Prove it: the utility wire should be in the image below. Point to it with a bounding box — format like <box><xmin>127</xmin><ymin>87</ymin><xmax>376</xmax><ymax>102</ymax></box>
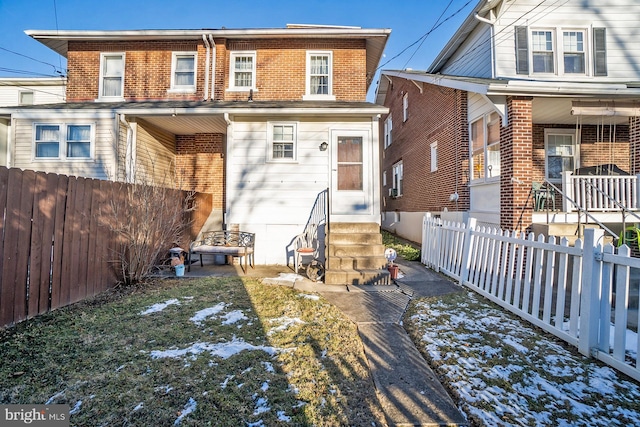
<box><xmin>0</xmin><ymin>46</ymin><xmax>66</xmax><ymax>75</ymax></box>
<box><xmin>375</xmin><ymin>0</ymin><xmax>476</xmax><ymax>72</ymax></box>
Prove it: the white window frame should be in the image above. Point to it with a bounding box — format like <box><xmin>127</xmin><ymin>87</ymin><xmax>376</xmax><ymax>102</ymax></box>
<box><xmin>267</xmin><ymin>122</ymin><xmax>297</xmax><ymax>162</ymax></box>
<box><xmin>392</xmin><ymin>160</ymin><xmax>403</xmax><ymax>196</ymax></box>
<box><xmin>403</xmin><ymin>93</ymin><xmax>409</xmax><ymax>122</ymax></box>
<box><xmin>430</xmin><ymin>142</ymin><xmax>438</xmax><ymax>172</ymax></box>
<box><xmin>384</xmin><ymin>115</ymin><xmax>392</xmax><ymax>148</ymax></box>
<box><xmin>469</xmin><ymin>111</ymin><xmax>501</xmax><ymax>183</ymax></box>
<box><xmin>383</xmin><ymin>170</ymin><xmax>387</xmax><ymax>187</ymax></box>
<box><xmin>545</xmin><ymin>128</ymin><xmax>578</xmax><ymax>183</ymax></box>
<box><xmin>304</xmin><ymin>51</ymin><xmax>335</xmax><ymax>101</ymax></box>
<box><xmin>19</xmin><ymin>91</ymin><xmax>34</xmax><ymax>105</ymax></box>
<box><xmin>98</xmin><ymin>52</ymin><xmax>125</xmax><ymax>101</ymax></box>
<box><xmin>228</xmin><ymin>51</ymin><xmax>257</xmax><ymax>91</ymax></box>
<box><xmin>529</xmin><ymin>27</ymin><xmax>591</xmax><ymax>76</ymax></box>
<box><xmin>169</xmin><ymin>52</ymin><xmax>197</xmax><ymax>93</ymax></box>
<box><xmin>33</xmin><ymin>123</ymin><xmax>95</xmax><ymax>161</ymax></box>
<box><xmin>531</xmin><ymin>29</ymin><xmax>555</xmax><ymax>74</ymax></box>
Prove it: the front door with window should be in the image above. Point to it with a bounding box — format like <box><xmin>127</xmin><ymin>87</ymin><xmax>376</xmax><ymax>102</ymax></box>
<box><xmin>330</xmin><ymin>130</ymin><xmax>371</xmax><ymax>215</ymax></box>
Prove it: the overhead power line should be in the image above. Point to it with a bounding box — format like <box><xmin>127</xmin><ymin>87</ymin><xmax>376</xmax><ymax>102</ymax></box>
<box><xmin>0</xmin><ymin>46</ymin><xmax>66</xmax><ymax>75</ymax></box>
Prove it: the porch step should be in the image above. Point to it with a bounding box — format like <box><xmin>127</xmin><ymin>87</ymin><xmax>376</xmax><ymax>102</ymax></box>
<box><xmin>324</xmin><ymin>222</ymin><xmax>390</xmax><ymax>286</ymax></box>
<box><xmin>327</xmin><ymin>255</ymin><xmax>388</xmax><ymax>270</ymax></box>
<box><xmin>325</xmin><ymin>268</ymin><xmax>391</xmax><ymax>286</ymax></box>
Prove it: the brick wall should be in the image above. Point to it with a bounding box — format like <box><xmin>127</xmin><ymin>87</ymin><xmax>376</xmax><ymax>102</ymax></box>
<box><xmin>500</xmin><ymin>97</ymin><xmax>533</xmax><ymax>231</ymax></box>
<box><xmin>66</xmin><ymin>38</ymin><xmax>367</xmax><ymax>102</ymax></box>
<box><xmin>380</xmin><ymin>77</ymin><xmax>469</xmax><ymax>213</ymax></box>
<box><xmin>175</xmin><ymin>133</ymin><xmax>224</xmax><ymax>209</ymax></box>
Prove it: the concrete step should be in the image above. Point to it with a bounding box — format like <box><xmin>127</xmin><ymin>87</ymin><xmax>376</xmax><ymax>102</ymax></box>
<box><xmin>330</xmin><ymin>222</ymin><xmax>380</xmax><ymax>234</ymax></box>
<box><xmin>324</xmin><ymin>268</ymin><xmax>391</xmax><ymax>286</ymax></box>
<box><xmin>329</xmin><ymin>243</ymin><xmax>386</xmax><ymax>257</ymax></box>
<box><xmin>327</xmin><ymin>255</ymin><xmax>388</xmax><ymax>270</ymax></box>
<box><xmin>329</xmin><ymin>232</ymin><xmax>383</xmax><ymax>245</ymax></box>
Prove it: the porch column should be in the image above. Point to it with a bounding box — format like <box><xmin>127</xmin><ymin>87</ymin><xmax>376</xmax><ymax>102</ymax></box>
<box><xmin>630</xmin><ymin>116</ymin><xmax>640</xmax><ymax>175</ymax></box>
<box><xmin>500</xmin><ymin>96</ymin><xmax>533</xmax><ymax>232</ymax></box>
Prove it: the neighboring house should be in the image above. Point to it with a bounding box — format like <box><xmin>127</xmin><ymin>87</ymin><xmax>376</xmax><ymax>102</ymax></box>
<box><xmin>0</xmin><ymin>77</ymin><xmax>66</xmax><ymax>167</ymax></box>
<box><xmin>0</xmin><ymin>24</ymin><xmax>391</xmax><ymax>282</ymax></box>
<box><xmin>376</xmin><ymin>0</ymin><xmax>640</xmax><ymax>244</ymax></box>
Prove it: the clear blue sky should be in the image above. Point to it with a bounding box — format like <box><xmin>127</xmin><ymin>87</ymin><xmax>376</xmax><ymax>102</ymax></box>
<box><xmin>0</xmin><ymin>0</ymin><xmax>476</xmax><ymax>100</ymax></box>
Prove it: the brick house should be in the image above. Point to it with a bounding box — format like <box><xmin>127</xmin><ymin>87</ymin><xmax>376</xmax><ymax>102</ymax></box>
<box><xmin>376</xmin><ymin>0</ymin><xmax>640</xmax><ymax>244</ymax></box>
<box><xmin>0</xmin><ymin>25</ymin><xmax>393</xmax><ymax>281</ymax></box>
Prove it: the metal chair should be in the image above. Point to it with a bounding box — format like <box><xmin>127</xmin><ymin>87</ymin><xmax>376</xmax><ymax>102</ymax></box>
<box><xmin>532</xmin><ymin>182</ymin><xmax>556</xmax><ymax>211</ymax></box>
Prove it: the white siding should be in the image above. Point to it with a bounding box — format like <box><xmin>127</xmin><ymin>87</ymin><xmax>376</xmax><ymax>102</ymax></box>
<box><xmin>0</xmin><ymin>79</ymin><xmax>65</xmax><ymax>106</ymax></box>
<box><xmin>12</xmin><ymin>116</ymin><xmax>117</xmax><ymax>180</ymax></box>
<box><xmin>226</xmin><ymin>116</ymin><xmax>376</xmax><ymax>264</ymax></box>
<box><xmin>441</xmin><ymin>24</ymin><xmax>493</xmax><ymax>77</ymax></box>
<box><xmin>468</xmin><ymin>92</ymin><xmax>495</xmax><ymax>122</ymax></box>
<box><xmin>493</xmin><ymin>0</ymin><xmax>640</xmax><ymax>81</ymax></box>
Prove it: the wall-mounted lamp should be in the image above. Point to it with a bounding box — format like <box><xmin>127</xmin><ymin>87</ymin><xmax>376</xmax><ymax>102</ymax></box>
<box><xmin>319</xmin><ymin>142</ymin><xmax>328</xmax><ymax>151</ymax></box>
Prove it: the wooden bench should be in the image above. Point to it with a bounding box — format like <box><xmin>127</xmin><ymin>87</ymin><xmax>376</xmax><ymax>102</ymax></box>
<box><xmin>188</xmin><ymin>230</ymin><xmax>255</xmax><ymax>273</ymax></box>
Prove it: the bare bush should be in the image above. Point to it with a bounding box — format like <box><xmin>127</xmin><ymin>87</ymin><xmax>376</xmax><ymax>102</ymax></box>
<box><xmin>106</xmin><ymin>181</ymin><xmax>195</xmax><ymax>286</ymax></box>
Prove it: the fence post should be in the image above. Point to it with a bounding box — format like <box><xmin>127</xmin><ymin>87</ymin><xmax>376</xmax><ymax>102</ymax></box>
<box><xmin>459</xmin><ymin>217</ymin><xmax>477</xmax><ymax>285</ymax></box>
<box><xmin>635</xmin><ymin>174</ymin><xmax>640</xmax><ymax>211</ymax></box>
<box><xmin>562</xmin><ymin>171</ymin><xmax>573</xmax><ymax>212</ymax></box>
<box><xmin>578</xmin><ymin>227</ymin><xmax>605</xmax><ymax>358</ymax></box>
<box><xmin>422</xmin><ymin>213</ymin><xmax>430</xmax><ymax>266</ymax></box>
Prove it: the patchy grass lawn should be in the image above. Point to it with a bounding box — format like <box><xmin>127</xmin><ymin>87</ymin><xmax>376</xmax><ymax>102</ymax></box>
<box><xmin>381</xmin><ymin>230</ymin><xmax>421</xmax><ymax>261</ymax></box>
<box><xmin>404</xmin><ymin>290</ymin><xmax>640</xmax><ymax>427</ymax></box>
<box><xmin>0</xmin><ymin>277</ymin><xmax>386</xmax><ymax>426</ymax></box>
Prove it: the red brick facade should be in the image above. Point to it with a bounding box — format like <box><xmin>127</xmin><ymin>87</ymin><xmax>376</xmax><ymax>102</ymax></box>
<box><xmin>380</xmin><ymin>78</ymin><xmax>469</xmax><ymax>214</ymax></box>
<box><xmin>66</xmin><ymin>38</ymin><xmax>367</xmax><ymax>102</ymax></box>
<box><xmin>175</xmin><ymin>133</ymin><xmax>224</xmax><ymax>209</ymax></box>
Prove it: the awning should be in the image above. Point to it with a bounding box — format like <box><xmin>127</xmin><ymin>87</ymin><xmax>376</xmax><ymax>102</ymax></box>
<box><xmin>572</xmin><ymin>101</ymin><xmax>640</xmax><ymax>117</ymax></box>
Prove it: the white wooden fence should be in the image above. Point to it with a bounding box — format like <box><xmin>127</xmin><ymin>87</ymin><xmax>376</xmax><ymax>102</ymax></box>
<box><xmin>422</xmin><ymin>213</ymin><xmax>640</xmax><ymax>382</ymax></box>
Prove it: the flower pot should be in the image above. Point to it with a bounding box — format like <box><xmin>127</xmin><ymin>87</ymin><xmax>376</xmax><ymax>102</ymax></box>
<box><xmin>387</xmin><ymin>264</ymin><xmax>399</xmax><ymax>280</ymax></box>
<box><xmin>175</xmin><ymin>264</ymin><xmax>185</xmax><ymax>277</ymax></box>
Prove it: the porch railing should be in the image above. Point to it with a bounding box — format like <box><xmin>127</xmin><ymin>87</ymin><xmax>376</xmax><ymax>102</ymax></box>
<box><xmin>563</xmin><ymin>172</ymin><xmax>640</xmax><ymax>213</ymax></box>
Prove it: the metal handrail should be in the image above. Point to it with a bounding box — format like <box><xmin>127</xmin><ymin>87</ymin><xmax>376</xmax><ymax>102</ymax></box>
<box><xmin>544</xmin><ymin>180</ymin><xmax>618</xmax><ymax>240</ymax></box>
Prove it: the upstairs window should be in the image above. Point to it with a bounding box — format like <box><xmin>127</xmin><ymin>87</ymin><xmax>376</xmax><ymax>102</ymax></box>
<box><xmin>19</xmin><ymin>91</ymin><xmax>34</xmax><ymax>105</ymax></box>
<box><xmin>430</xmin><ymin>142</ymin><xmax>438</xmax><ymax>172</ymax></box>
<box><xmin>304</xmin><ymin>51</ymin><xmax>334</xmax><ymax>100</ymax></box>
<box><xmin>170</xmin><ymin>52</ymin><xmax>196</xmax><ymax>92</ymax></box>
<box><xmin>269</xmin><ymin>122</ymin><xmax>296</xmax><ymax>161</ymax></box>
<box><xmin>99</xmin><ymin>53</ymin><xmax>124</xmax><ymax>99</ymax></box>
<box><xmin>229</xmin><ymin>51</ymin><xmax>256</xmax><ymax>91</ymax></box>
<box><xmin>384</xmin><ymin>115</ymin><xmax>393</xmax><ymax>148</ymax></box>
<box><xmin>403</xmin><ymin>93</ymin><xmax>409</xmax><ymax>122</ymax></box>
<box><xmin>34</xmin><ymin>123</ymin><xmax>93</xmax><ymax>160</ymax></box>
<box><xmin>532</xmin><ymin>30</ymin><xmax>554</xmax><ymax>74</ymax></box>
<box><xmin>515</xmin><ymin>27</ymin><xmax>606</xmax><ymax>76</ymax></box>
<box><xmin>563</xmin><ymin>31</ymin><xmax>585</xmax><ymax>74</ymax></box>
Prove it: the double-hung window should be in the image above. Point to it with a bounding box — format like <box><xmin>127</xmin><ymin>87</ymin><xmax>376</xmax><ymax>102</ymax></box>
<box><xmin>34</xmin><ymin>123</ymin><xmax>93</xmax><ymax>160</ymax></box>
<box><xmin>170</xmin><ymin>52</ymin><xmax>196</xmax><ymax>92</ymax></box>
<box><xmin>384</xmin><ymin>115</ymin><xmax>392</xmax><ymax>148</ymax></box>
<box><xmin>470</xmin><ymin>112</ymin><xmax>501</xmax><ymax>182</ymax></box>
<box><xmin>99</xmin><ymin>53</ymin><xmax>124</xmax><ymax>100</ymax></box>
<box><xmin>563</xmin><ymin>31</ymin><xmax>585</xmax><ymax>74</ymax></box>
<box><xmin>403</xmin><ymin>93</ymin><xmax>409</xmax><ymax>122</ymax></box>
<box><xmin>545</xmin><ymin>129</ymin><xmax>577</xmax><ymax>182</ymax></box>
<box><xmin>304</xmin><ymin>51</ymin><xmax>334</xmax><ymax>100</ymax></box>
<box><xmin>19</xmin><ymin>91</ymin><xmax>34</xmax><ymax>105</ymax></box>
<box><xmin>392</xmin><ymin>161</ymin><xmax>403</xmax><ymax>196</ymax></box>
<box><xmin>269</xmin><ymin>122</ymin><xmax>296</xmax><ymax>161</ymax></box>
<box><xmin>229</xmin><ymin>51</ymin><xmax>256</xmax><ymax>91</ymax></box>
<box><xmin>532</xmin><ymin>30</ymin><xmax>554</xmax><ymax>74</ymax></box>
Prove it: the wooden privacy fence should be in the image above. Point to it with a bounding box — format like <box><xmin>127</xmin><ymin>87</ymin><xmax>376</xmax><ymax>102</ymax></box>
<box><xmin>422</xmin><ymin>213</ymin><xmax>640</xmax><ymax>382</ymax></box>
<box><xmin>0</xmin><ymin>167</ymin><xmax>212</xmax><ymax>328</ymax></box>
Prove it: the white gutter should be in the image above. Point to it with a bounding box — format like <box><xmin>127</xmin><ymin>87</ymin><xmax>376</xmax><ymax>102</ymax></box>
<box><xmin>202</xmin><ymin>34</ymin><xmax>210</xmax><ymax>101</ymax></box>
<box><xmin>209</xmin><ymin>34</ymin><xmax>216</xmax><ymax>101</ymax></box>
<box><xmin>474</xmin><ymin>13</ymin><xmax>493</xmax><ymax>25</ymax></box>
<box><xmin>114</xmin><ymin>106</ymin><xmax>389</xmax><ymax>116</ymax></box>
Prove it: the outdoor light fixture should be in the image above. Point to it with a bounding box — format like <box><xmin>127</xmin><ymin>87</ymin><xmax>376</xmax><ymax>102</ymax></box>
<box><xmin>319</xmin><ymin>142</ymin><xmax>328</xmax><ymax>151</ymax></box>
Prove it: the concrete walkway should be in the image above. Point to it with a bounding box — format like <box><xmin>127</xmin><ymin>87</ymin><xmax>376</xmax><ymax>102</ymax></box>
<box><xmin>183</xmin><ymin>260</ymin><xmax>468</xmax><ymax>426</ymax></box>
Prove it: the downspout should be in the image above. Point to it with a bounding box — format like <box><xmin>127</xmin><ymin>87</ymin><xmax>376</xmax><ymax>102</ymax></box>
<box><xmin>202</xmin><ymin>34</ymin><xmax>210</xmax><ymax>101</ymax></box>
<box><xmin>474</xmin><ymin>13</ymin><xmax>496</xmax><ymax>78</ymax></box>
<box><xmin>209</xmin><ymin>34</ymin><xmax>216</xmax><ymax>101</ymax></box>
<box><xmin>223</xmin><ymin>113</ymin><xmax>232</xmax><ymax>226</ymax></box>
<box><xmin>119</xmin><ymin>114</ymin><xmax>135</xmax><ymax>183</ymax></box>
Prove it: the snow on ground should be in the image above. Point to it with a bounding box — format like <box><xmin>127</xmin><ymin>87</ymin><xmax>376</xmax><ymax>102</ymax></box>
<box><xmin>149</xmin><ymin>336</ymin><xmax>279</xmax><ymax>360</ymax></box>
<box><xmin>409</xmin><ymin>291</ymin><xmax>640</xmax><ymax>427</ymax></box>
<box><xmin>139</xmin><ymin>298</ymin><xmax>181</xmax><ymax>315</ymax></box>
<box><xmin>173</xmin><ymin>397</ymin><xmax>196</xmax><ymax>425</ymax></box>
